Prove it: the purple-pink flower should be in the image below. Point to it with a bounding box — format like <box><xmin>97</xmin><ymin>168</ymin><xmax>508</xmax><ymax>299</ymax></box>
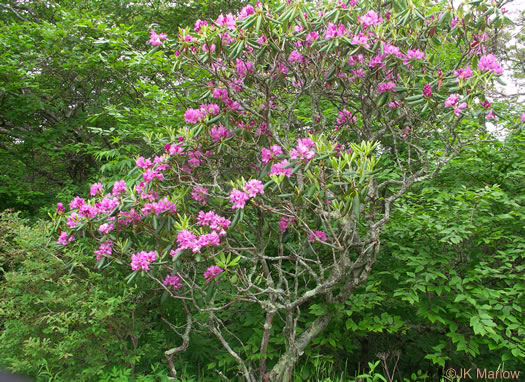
<box><xmin>244</xmin><ymin>179</ymin><xmax>264</xmax><ymax>198</ymax></box>
<box><xmin>377</xmin><ymin>81</ymin><xmax>396</xmax><ymax>94</ymax></box>
<box><xmin>308</xmin><ymin>230</ymin><xmax>327</xmax><ymax>243</ymax></box>
<box><xmin>94</xmin><ymin>240</ymin><xmax>113</xmax><ymax>260</ymax></box>
<box><xmin>148</xmin><ymin>29</ymin><xmax>167</xmax><ymax>46</ymax></box>
<box><xmin>131</xmin><ymin>250</ymin><xmax>157</xmax><ymax>271</ymax></box>
<box><xmin>192</xmin><ymin>186</ymin><xmax>209</xmax><ymax>205</ymax></box>
<box><xmin>454</xmin><ymin>66</ymin><xmax>473</xmax><ymax>80</ymax></box>
<box><xmin>444</xmin><ymin>94</ymin><xmax>459</xmax><ymax>107</ymax></box>
<box><xmin>204</xmin><ymin>265</ymin><xmax>224</xmax><ymax>283</ymax></box>
<box><xmin>478</xmin><ymin>54</ymin><xmax>504</xmax><ymax>75</ymax></box>
<box><xmin>423</xmin><ymin>84</ymin><xmax>432</xmax><ymax>98</ymax></box>
<box><xmin>57</xmin><ymin>231</ymin><xmax>74</xmax><ymax>246</ymax></box>
<box><xmin>90</xmin><ymin>183</ymin><xmax>104</xmax><ymax>197</ymax></box>
<box><xmin>57</xmin><ymin>202</ymin><xmax>65</xmax><ymax>214</ymax></box>
<box><xmin>230</xmin><ymin>188</ymin><xmax>250</xmax><ymax>209</ymax></box>
<box><xmin>163</xmin><ymin>274</ymin><xmax>183</xmax><ymax>290</ymax></box>
<box><xmin>360</xmin><ymin>10</ymin><xmax>383</xmax><ymax>27</ymax></box>
<box><xmin>269</xmin><ymin>160</ymin><xmax>293</xmax><ymax>178</ymax></box>
<box><xmin>112</xmin><ymin>180</ymin><xmax>127</xmax><ymax>197</ymax></box>
<box><xmin>279</xmin><ymin>216</ymin><xmax>295</xmax><ymax>233</ymax></box>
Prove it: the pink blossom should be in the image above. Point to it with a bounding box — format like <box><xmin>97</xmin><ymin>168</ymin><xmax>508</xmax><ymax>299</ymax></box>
<box><xmin>336</xmin><ymin>109</ymin><xmax>356</xmax><ymax>125</ymax></box>
<box><xmin>143</xmin><ymin>169</ymin><xmax>164</xmax><ymax>183</ymax></box>
<box><xmin>305</xmin><ymin>31</ymin><xmax>319</xmax><ymax>45</ymax></box>
<box><xmin>444</xmin><ymin>94</ymin><xmax>459</xmax><ymax>107</ymax></box>
<box><xmin>163</xmin><ymin>274</ymin><xmax>182</xmax><ymax>290</ymax></box>
<box><xmin>136</xmin><ymin>156</ymin><xmax>153</xmax><ymax>169</ymax></box>
<box><xmin>269</xmin><ymin>160</ymin><xmax>293</xmax><ymax>178</ymax></box>
<box><xmin>230</xmin><ymin>188</ymin><xmax>250</xmax><ymax>209</ymax></box>
<box><xmin>485</xmin><ymin>110</ymin><xmax>497</xmax><ymax>120</ymax></box>
<box><xmin>324</xmin><ymin>23</ymin><xmax>347</xmax><ymax>40</ymax></box>
<box><xmin>66</xmin><ymin>212</ymin><xmax>82</xmax><ymax>228</ymax></box>
<box><xmin>384</xmin><ymin>43</ymin><xmax>401</xmax><ymax>56</ymax></box>
<box><xmin>454</xmin><ymin>66</ymin><xmax>473</xmax><ymax>80</ymax></box>
<box><xmin>360</xmin><ymin>10</ymin><xmax>383</xmax><ymax>27</ymax></box>
<box><xmin>451</xmin><ymin>16</ymin><xmax>459</xmax><ymax>28</ymax></box>
<box><xmin>235</xmin><ymin>59</ymin><xmax>254</xmax><ymax>78</ymax></box>
<box><xmin>308</xmin><ymin>230</ymin><xmax>327</xmax><ymax>243</ymax></box>
<box><xmin>112</xmin><ymin>180</ymin><xmax>127</xmax><ymax>197</ymax></box>
<box><xmin>79</xmin><ymin>204</ymin><xmax>98</xmax><ymax>219</ymax></box>
<box><xmin>405</xmin><ymin>49</ymin><xmax>425</xmax><ymax>60</ymax></box>
<box><xmin>90</xmin><ymin>183</ymin><xmax>104</xmax><ymax>197</ymax></box>
<box><xmin>192</xmin><ymin>186</ymin><xmax>209</xmax><ymax>205</ymax></box>
<box><xmin>521</xmin><ymin>112</ymin><xmax>525</xmax><ymax>122</ymax></box>
<box><xmin>94</xmin><ymin>240</ymin><xmax>113</xmax><ymax>260</ymax></box>
<box><xmin>194</xmin><ymin>19</ymin><xmax>208</xmax><ymax>33</ymax></box>
<box><xmin>288</xmin><ymin>50</ymin><xmax>304</xmax><ymax>64</ymax></box>
<box><xmin>352</xmin><ymin>33</ymin><xmax>369</xmax><ymax>47</ymax></box>
<box><xmin>244</xmin><ymin>179</ymin><xmax>264</xmax><ymax>198</ymax></box>
<box><xmin>238</xmin><ymin>5</ymin><xmax>255</xmax><ymax>19</ymax></box>
<box><xmin>423</xmin><ymin>84</ymin><xmax>432</xmax><ymax>98</ymax></box>
<box><xmin>454</xmin><ymin>102</ymin><xmax>467</xmax><ymax>116</ymax></box>
<box><xmin>216</xmin><ymin>13</ymin><xmax>236</xmax><ymax>30</ymax></box>
<box><xmin>166</xmin><ymin>143</ymin><xmax>183</xmax><ymax>156</ymax></box>
<box><xmin>148</xmin><ymin>29</ymin><xmax>167</xmax><ymax>46</ymax></box>
<box><xmin>377</xmin><ymin>81</ymin><xmax>396</xmax><ymax>94</ymax></box>
<box><xmin>279</xmin><ymin>216</ymin><xmax>295</xmax><ymax>233</ymax></box>
<box><xmin>478</xmin><ymin>54</ymin><xmax>504</xmax><ymax>74</ymax></box>
<box><xmin>480</xmin><ymin>100</ymin><xmax>491</xmax><ymax>109</ymax></box>
<box><xmin>131</xmin><ymin>250</ymin><xmax>157</xmax><ymax>271</ymax></box>
<box><xmin>194</xmin><ymin>232</ymin><xmax>221</xmax><ymax>252</ymax></box>
<box><xmin>197</xmin><ymin>211</ymin><xmax>231</xmax><ymax>235</ymax></box>
<box><xmin>389</xmin><ymin>101</ymin><xmax>402</xmax><ymax>109</ymax></box>
<box><xmin>204</xmin><ymin>265</ymin><xmax>224</xmax><ymax>283</ymax></box>
<box><xmin>257</xmin><ymin>35</ymin><xmax>267</xmax><ymax>44</ymax></box>
<box><xmin>69</xmin><ymin>196</ymin><xmax>85</xmax><ymax>210</ymax></box>
<box><xmin>210</xmin><ymin>124</ymin><xmax>232</xmax><ymax>142</ymax></box>
<box><xmin>368</xmin><ymin>55</ymin><xmax>384</xmax><ymax>68</ymax></box>
<box><xmin>97</xmin><ymin>195</ymin><xmax>120</xmax><ymax>213</ymax></box>
<box><xmin>184</xmin><ymin>108</ymin><xmax>204</xmax><ymax>124</ymax></box>
<box><xmin>57</xmin><ymin>231</ymin><xmax>74</xmax><ymax>246</ymax></box>
<box><xmin>290</xmin><ymin>138</ymin><xmax>316</xmax><ymax>162</ymax></box>
<box><xmin>98</xmin><ymin>223</ymin><xmax>115</xmax><ymax>235</ymax></box>
<box><xmin>56</xmin><ymin>202</ymin><xmax>65</xmax><ymax>214</ymax></box>
<box><xmin>212</xmin><ymin>87</ymin><xmax>228</xmax><ymax>102</ymax></box>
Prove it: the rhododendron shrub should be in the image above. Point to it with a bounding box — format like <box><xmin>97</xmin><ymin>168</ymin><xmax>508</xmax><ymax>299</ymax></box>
<box><xmin>54</xmin><ymin>0</ymin><xmax>510</xmax><ymax>380</ymax></box>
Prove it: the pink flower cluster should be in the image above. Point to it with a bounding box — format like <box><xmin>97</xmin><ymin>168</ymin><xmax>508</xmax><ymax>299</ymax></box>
<box><xmin>279</xmin><ymin>216</ymin><xmax>295</xmax><ymax>233</ymax></box>
<box><xmin>290</xmin><ymin>138</ymin><xmax>316</xmax><ymax>162</ymax></box>
<box><xmin>148</xmin><ymin>29</ymin><xmax>167</xmax><ymax>46</ymax></box>
<box><xmin>204</xmin><ymin>265</ymin><xmax>223</xmax><ymax>283</ymax></box>
<box><xmin>90</xmin><ymin>182</ymin><xmax>104</xmax><ymax>197</ymax></box>
<box><xmin>324</xmin><ymin>23</ymin><xmax>348</xmax><ymax>40</ymax></box>
<box><xmin>478</xmin><ymin>54</ymin><xmax>504</xmax><ymax>75</ymax></box>
<box><xmin>269</xmin><ymin>160</ymin><xmax>293</xmax><ymax>178</ymax></box>
<box><xmin>261</xmin><ymin>145</ymin><xmax>283</xmax><ymax>164</ymax></box>
<box><xmin>163</xmin><ymin>274</ymin><xmax>183</xmax><ymax>290</ymax></box>
<box><xmin>215</xmin><ymin>13</ymin><xmax>236</xmax><ymax>30</ymax></box>
<box><xmin>184</xmin><ymin>104</ymin><xmax>220</xmax><ymax>124</ymax></box>
<box><xmin>210</xmin><ymin>124</ymin><xmax>232</xmax><ymax>142</ymax></box>
<box><xmin>171</xmin><ymin>229</ymin><xmax>221</xmax><ymax>255</ymax></box>
<box><xmin>336</xmin><ymin>109</ymin><xmax>357</xmax><ymax>125</ymax></box>
<box><xmin>192</xmin><ymin>186</ymin><xmax>209</xmax><ymax>205</ymax></box>
<box><xmin>377</xmin><ymin>81</ymin><xmax>396</xmax><ymax>94</ymax></box>
<box><xmin>454</xmin><ymin>66</ymin><xmax>473</xmax><ymax>80</ymax></box>
<box><xmin>445</xmin><ymin>94</ymin><xmax>467</xmax><ymax>116</ymax></box>
<box><xmin>423</xmin><ymin>84</ymin><xmax>432</xmax><ymax>98</ymax></box>
<box><xmin>94</xmin><ymin>240</ymin><xmax>113</xmax><ymax>261</ymax></box>
<box><xmin>360</xmin><ymin>10</ymin><xmax>383</xmax><ymax>27</ymax></box>
<box><xmin>57</xmin><ymin>231</ymin><xmax>74</xmax><ymax>245</ymax></box>
<box><xmin>230</xmin><ymin>179</ymin><xmax>264</xmax><ymax>209</ymax></box>
<box><xmin>308</xmin><ymin>230</ymin><xmax>327</xmax><ymax>243</ymax></box>
<box><xmin>197</xmin><ymin>211</ymin><xmax>231</xmax><ymax>236</ymax></box>
<box><xmin>131</xmin><ymin>250</ymin><xmax>157</xmax><ymax>271</ymax></box>
<box><xmin>141</xmin><ymin>197</ymin><xmax>177</xmax><ymax>216</ymax></box>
